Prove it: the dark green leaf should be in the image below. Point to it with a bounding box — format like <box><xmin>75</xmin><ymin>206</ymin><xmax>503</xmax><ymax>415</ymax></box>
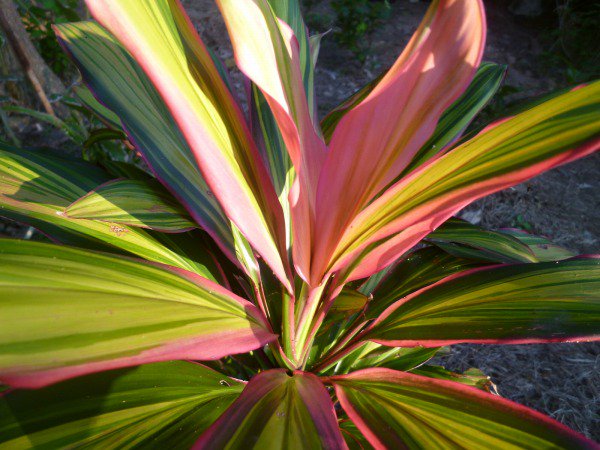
<box><xmin>0</xmin><ymin>361</ymin><xmax>242</xmax><ymax>449</ymax></box>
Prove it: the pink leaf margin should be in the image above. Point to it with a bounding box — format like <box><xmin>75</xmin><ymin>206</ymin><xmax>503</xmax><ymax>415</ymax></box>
<box><xmin>0</xmin><ymin>263</ymin><xmax>276</xmax><ymax>389</ymax></box>
<box><xmin>366</xmin><ymin>257</ymin><xmax>600</xmax><ymax>347</ymax></box>
<box><xmin>194</xmin><ymin>369</ymin><xmax>347</xmax><ymax>449</ymax></box>
<box><xmin>330</xmin><ymin>368</ymin><xmax>598</xmax><ymax>450</ymax></box>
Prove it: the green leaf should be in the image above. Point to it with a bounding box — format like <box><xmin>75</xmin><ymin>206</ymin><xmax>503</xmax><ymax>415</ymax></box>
<box><xmin>501</xmin><ymin>228</ymin><xmax>576</xmax><ymax>262</ymax></box>
<box><xmin>0</xmin><ymin>145</ymin><xmax>221</xmax><ymax>279</ymax></box>
<box><xmin>55</xmin><ymin>21</ymin><xmax>235</xmax><ymax>259</ymax></box>
<box><xmin>66</xmin><ymin>179</ymin><xmax>198</xmax><ymax>232</ymax></box>
<box><xmin>194</xmin><ymin>369</ymin><xmax>345</xmax><ymax>449</ymax></box>
<box><xmin>1</xmin><ymin>104</ymin><xmax>87</xmax><ymax>144</ymax></box>
<box><xmin>411</xmin><ymin>365</ymin><xmax>493</xmax><ymax>392</ymax></box>
<box><xmin>330</xmin><ymin>288</ymin><xmax>369</xmax><ymax>315</ymax></box>
<box><xmin>358</xmin><ymin>346</ymin><xmax>442</xmax><ymax>373</ymax></box>
<box><xmin>82</xmin><ymin>127</ymin><xmax>128</xmax><ymax>149</ymax></box>
<box><xmin>403</xmin><ymin>62</ymin><xmax>507</xmax><ymax>174</ymax></box>
<box><xmin>331</xmin><ymin>81</ymin><xmax>600</xmax><ymax>281</ymax></box>
<box><xmin>326</xmin><ymin>342</ymin><xmax>440</xmax><ymax>376</ymax></box>
<box><xmin>99</xmin><ymin>160</ymin><xmax>154</xmax><ymax>181</ymax></box>
<box><xmin>332</xmin><ymin>368</ymin><xmax>595</xmax><ymax>449</ymax></box>
<box><xmin>427</xmin><ymin>218</ymin><xmax>537</xmax><ymax>263</ymax></box>
<box><xmin>0</xmin><ymin>361</ymin><xmax>242</xmax><ymax>449</ymax></box>
<box><xmin>368</xmin><ymin>247</ymin><xmax>481</xmax><ymax>319</ymax></box>
<box><xmin>367</xmin><ymin>258</ymin><xmax>600</xmax><ymax>346</ymax></box>
<box><xmin>0</xmin><ymin>240</ymin><xmax>275</xmax><ymax>388</ymax></box>
<box><xmin>338</xmin><ymin>415</ymin><xmax>370</xmax><ymax>450</ymax></box>
<box><xmin>74</xmin><ymin>85</ymin><xmax>122</xmax><ymax>127</ymax></box>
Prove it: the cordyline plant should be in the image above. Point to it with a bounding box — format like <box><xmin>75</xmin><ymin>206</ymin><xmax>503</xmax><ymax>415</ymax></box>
<box><xmin>0</xmin><ymin>0</ymin><xmax>599</xmax><ymax>448</ymax></box>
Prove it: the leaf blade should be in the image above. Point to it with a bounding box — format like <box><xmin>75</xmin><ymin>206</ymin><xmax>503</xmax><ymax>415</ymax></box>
<box><xmin>54</xmin><ymin>21</ymin><xmax>235</xmax><ymax>257</ymax></box>
<box><xmin>73</xmin><ymin>2</ymin><xmax>291</xmax><ymax>289</ymax></box>
<box><xmin>0</xmin><ymin>240</ymin><xmax>275</xmax><ymax>388</ymax></box>
<box><xmin>367</xmin><ymin>258</ymin><xmax>600</xmax><ymax>347</ymax></box>
<box><xmin>66</xmin><ymin>178</ymin><xmax>198</xmax><ymax>232</ymax></box>
<box><xmin>332</xmin><ymin>368</ymin><xmax>595</xmax><ymax>449</ymax></box>
<box><xmin>331</xmin><ymin>81</ymin><xmax>600</xmax><ymax>281</ymax></box>
<box><xmin>0</xmin><ymin>361</ymin><xmax>242</xmax><ymax>449</ymax></box>
<box><xmin>194</xmin><ymin>369</ymin><xmax>346</xmax><ymax>449</ymax></box>
<box><xmin>312</xmin><ymin>0</ymin><xmax>486</xmax><ymax>283</ymax></box>
<box><xmin>0</xmin><ymin>145</ymin><xmax>223</xmax><ymax>280</ymax></box>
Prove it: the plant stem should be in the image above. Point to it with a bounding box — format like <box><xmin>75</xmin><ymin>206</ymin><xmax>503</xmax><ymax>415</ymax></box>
<box><xmin>294</xmin><ymin>281</ymin><xmax>329</xmax><ymax>364</ymax></box>
<box><xmin>281</xmin><ymin>287</ymin><xmax>296</xmax><ymax>364</ymax></box>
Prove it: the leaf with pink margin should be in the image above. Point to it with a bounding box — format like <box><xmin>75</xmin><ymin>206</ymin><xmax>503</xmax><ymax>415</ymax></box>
<box><xmin>0</xmin><ymin>240</ymin><xmax>275</xmax><ymax>388</ymax></box>
<box><xmin>194</xmin><ymin>369</ymin><xmax>347</xmax><ymax>449</ymax></box>
<box><xmin>0</xmin><ymin>361</ymin><xmax>243</xmax><ymax>448</ymax></box>
<box><xmin>367</xmin><ymin>246</ymin><xmax>481</xmax><ymax>319</ymax></box>
<box><xmin>365</xmin><ymin>257</ymin><xmax>600</xmax><ymax>347</ymax></box>
<box><xmin>84</xmin><ymin>0</ymin><xmax>291</xmax><ymax>291</ymax></box>
<box><xmin>0</xmin><ymin>144</ymin><xmax>227</xmax><ymax>282</ymax></box>
<box><xmin>65</xmin><ymin>178</ymin><xmax>198</xmax><ymax>233</ymax></box>
<box><xmin>54</xmin><ymin>21</ymin><xmax>236</xmax><ymax>260</ymax></box>
<box><xmin>328</xmin><ymin>81</ymin><xmax>600</xmax><ymax>282</ymax></box>
<box><xmin>311</xmin><ymin>0</ymin><xmax>486</xmax><ymax>284</ymax></box>
<box><xmin>331</xmin><ymin>368</ymin><xmax>597</xmax><ymax>449</ymax></box>
<box><xmin>215</xmin><ymin>0</ymin><xmax>327</xmax><ymax>281</ymax></box>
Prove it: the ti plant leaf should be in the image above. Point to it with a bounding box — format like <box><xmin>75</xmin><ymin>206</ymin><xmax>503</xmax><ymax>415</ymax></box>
<box><xmin>194</xmin><ymin>369</ymin><xmax>346</xmax><ymax>449</ymax></box>
<box><xmin>321</xmin><ymin>81</ymin><xmax>600</xmax><ymax>283</ymax></box>
<box><xmin>0</xmin><ymin>361</ymin><xmax>242</xmax><ymax>449</ymax></box>
<box><xmin>426</xmin><ymin>218</ymin><xmax>538</xmax><ymax>264</ymax></box>
<box><xmin>501</xmin><ymin>228</ymin><xmax>576</xmax><ymax>261</ymax></box>
<box><xmin>79</xmin><ymin>2</ymin><xmax>291</xmax><ymax>290</ymax></box>
<box><xmin>331</xmin><ymin>368</ymin><xmax>596</xmax><ymax>449</ymax></box>
<box><xmin>0</xmin><ymin>0</ymin><xmax>598</xmax><ymax>447</ymax></box>
<box><xmin>0</xmin><ymin>145</ymin><xmax>224</xmax><ymax>280</ymax></box>
<box><xmin>323</xmin><ymin>342</ymin><xmax>441</xmax><ymax>376</ymax></box>
<box><xmin>65</xmin><ymin>179</ymin><xmax>198</xmax><ymax>232</ymax></box>
<box><xmin>367</xmin><ymin>246</ymin><xmax>482</xmax><ymax>319</ymax></box>
<box><xmin>0</xmin><ymin>240</ymin><xmax>275</xmax><ymax>388</ymax></box>
<box><xmin>367</xmin><ymin>257</ymin><xmax>600</xmax><ymax>346</ymax></box>
<box><xmin>312</xmin><ymin>0</ymin><xmax>486</xmax><ymax>284</ymax></box>
<box><xmin>55</xmin><ymin>21</ymin><xmax>237</xmax><ymax>261</ymax></box>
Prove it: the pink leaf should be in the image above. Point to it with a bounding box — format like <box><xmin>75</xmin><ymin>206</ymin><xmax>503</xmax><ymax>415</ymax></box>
<box><xmin>311</xmin><ymin>0</ymin><xmax>486</xmax><ymax>284</ymax></box>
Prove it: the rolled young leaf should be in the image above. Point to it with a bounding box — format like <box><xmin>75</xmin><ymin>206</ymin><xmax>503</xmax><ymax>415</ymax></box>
<box><xmin>83</xmin><ymin>0</ymin><xmax>291</xmax><ymax>291</ymax></box>
<box><xmin>328</xmin><ymin>80</ymin><xmax>600</xmax><ymax>282</ymax></box>
<box><xmin>194</xmin><ymin>369</ymin><xmax>346</xmax><ymax>449</ymax></box>
<box><xmin>312</xmin><ymin>0</ymin><xmax>486</xmax><ymax>284</ymax></box>
<box><xmin>366</xmin><ymin>257</ymin><xmax>600</xmax><ymax>347</ymax></box>
<box><xmin>0</xmin><ymin>361</ymin><xmax>242</xmax><ymax>449</ymax></box>
<box><xmin>331</xmin><ymin>368</ymin><xmax>596</xmax><ymax>449</ymax></box>
<box><xmin>0</xmin><ymin>240</ymin><xmax>275</xmax><ymax>388</ymax></box>
<box><xmin>0</xmin><ymin>145</ymin><xmax>223</xmax><ymax>280</ymax></box>
<box><xmin>65</xmin><ymin>179</ymin><xmax>198</xmax><ymax>232</ymax></box>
